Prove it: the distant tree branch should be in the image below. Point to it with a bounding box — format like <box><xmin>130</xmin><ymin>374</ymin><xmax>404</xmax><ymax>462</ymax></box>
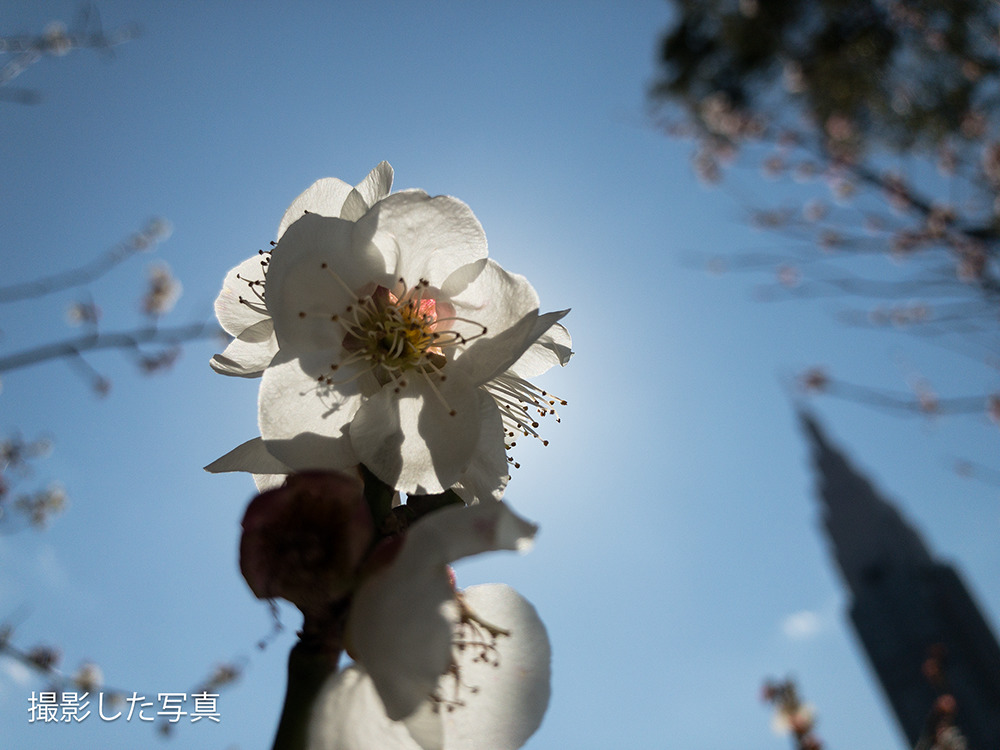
<box><xmin>0</xmin><ymin>218</ymin><xmax>171</xmax><ymax>304</ymax></box>
<box><xmin>0</xmin><ymin>320</ymin><xmax>221</xmax><ymax>374</ymax></box>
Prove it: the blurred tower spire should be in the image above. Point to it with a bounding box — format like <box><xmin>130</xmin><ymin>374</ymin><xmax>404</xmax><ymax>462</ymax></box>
<box><xmin>799</xmin><ymin>410</ymin><xmax>1000</xmax><ymax>749</ymax></box>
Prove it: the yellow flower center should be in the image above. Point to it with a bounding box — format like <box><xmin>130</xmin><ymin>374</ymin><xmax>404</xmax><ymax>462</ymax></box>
<box><xmin>297</xmin><ymin>266</ymin><xmax>488</xmax><ymax>416</ymax></box>
<box><xmin>342</xmin><ymin>282</ymin><xmax>449</xmax><ymax>379</ymax></box>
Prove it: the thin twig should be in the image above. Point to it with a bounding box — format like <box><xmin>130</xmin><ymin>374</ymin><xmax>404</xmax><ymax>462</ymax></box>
<box><xmin>0</xmin><ymin>320</ymin><xmax>220</xmax><ymax>374</ymax></box>
<box><xmin>0</xmin><ymin>218</ymin><xmax>170</xmax><ymax>304</ymax></box>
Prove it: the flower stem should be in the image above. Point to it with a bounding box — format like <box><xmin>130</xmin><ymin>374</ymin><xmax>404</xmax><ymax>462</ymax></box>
<box><xmin>271</xmin><ymin>639</ymin><xmax>341</xmax><ymax>750</ymax></box>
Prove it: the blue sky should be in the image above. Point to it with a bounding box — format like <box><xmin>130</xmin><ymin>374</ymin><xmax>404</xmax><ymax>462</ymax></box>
<box><xmin>2</xmin><ymin>2</ymin><xmax>999</xmax><ymax>749</ymax></box>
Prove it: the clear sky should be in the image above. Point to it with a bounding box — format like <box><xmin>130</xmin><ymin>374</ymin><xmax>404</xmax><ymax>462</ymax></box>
<box><xmin>1</xmin><ymin>2</ymin><xmax>999</xmax><ymax>749</ymax></box>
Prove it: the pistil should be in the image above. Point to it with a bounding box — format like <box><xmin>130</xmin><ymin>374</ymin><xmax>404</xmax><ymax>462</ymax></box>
<box><xmin>297</xmin><ymin>269</ymin><xmax>488</xmax><ymax>417</ymax></box>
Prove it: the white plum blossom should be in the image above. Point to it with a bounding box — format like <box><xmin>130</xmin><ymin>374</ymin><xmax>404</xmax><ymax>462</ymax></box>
<box><xmin>211</xmin><ymin>161</ymin><xmax>394</xmax><ymax>378</ymax></box>
<box><xmin>208</xmin><ymin>164</ymin><xmax>570</xmax><ymax>500</ymax></box>
<box><xmin>211</xmin><ymin>318</ymin><xmax>572</xmax><ymax>498</ymax></box>
<box><xmin>308</xmin><ymin>501</ymin><xmax>550</xmax><ymax>750</ymax></box>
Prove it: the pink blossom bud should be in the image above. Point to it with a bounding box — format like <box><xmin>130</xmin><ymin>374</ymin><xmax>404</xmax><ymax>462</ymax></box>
<box><xmin>239</xmin><ymin>470</ymin><xmax>375</xmax><ymax>616</ymax></box>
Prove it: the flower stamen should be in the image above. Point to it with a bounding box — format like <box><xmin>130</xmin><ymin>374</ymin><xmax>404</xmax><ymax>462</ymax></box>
<box><xmin>430</xmin><ymin>592</ymin><xmax>511</xmax><ymax>714</ymax></box>
<box><xmin>235</xmin><ymin>253</ymin><xmax>270</xmax><ymax>314</ymax></box>
<box><xmin>485</xmin><ymin>374</ymin><xmax>566</xmax><ymax>450</ymax></box>
<box><xmin>419</xmin><ymin>369</ymin><xmax>458</xmax><ymax>416</ymax></box>
<box><xmin>295</xmin><ymin>271</ymin><xmax>491</xmax><ymax>416</ymax></box>
<box><xmin>320</xmin><ymin>262</ymin><xmax>362</xmax><ymax>301</ymax></box>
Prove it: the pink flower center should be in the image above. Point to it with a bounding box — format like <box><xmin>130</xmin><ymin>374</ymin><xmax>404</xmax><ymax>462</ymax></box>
<box><xmin>341</xmin><ymin>281</ymin><xmax>454</xmax><ymax>380</ymax></box>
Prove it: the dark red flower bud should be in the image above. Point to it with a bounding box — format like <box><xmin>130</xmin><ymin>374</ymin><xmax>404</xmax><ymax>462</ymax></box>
<box><xmin>240</xmin><ymin>470</ymin><xmax>375</xmax><ymax>616</ymax></box>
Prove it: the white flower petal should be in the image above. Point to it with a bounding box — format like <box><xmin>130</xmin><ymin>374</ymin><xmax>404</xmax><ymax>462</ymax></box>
<box><xmin>350</xmin><ymin>577</ymin><xmax>456</xmax><ymax>722</ymax></box>
<box><xmin>310</xmin><ymin>588</ymin><xmax>551</xmax><ymax>750</ymax></box>
<box><xmin>204</xmin><ymin>436</ymin><xmax>291</xmax><ymax>475</ymax></box>
<box><xmin>204</xmin><ymin>436</ymin><xmax>290</xmax><ymax>491</ymax></box>
<box><xmin>309</xmin><ymin>506</ymin><xmax>542</xmax><ymax>750</ymax></box>
<box><xmin>215</xmin><ymin>255</ymin><xmax>271</xmax><ymax>337</ymax></box>
<box><xmin>233</xmin><ymin>318</ymin><xmax>277</xmax><ymax>345</ymax></box>
<box><xmin>210</xmin><ymin>335</ymin><xmax>279</xmax><ymax>377</ymax></box>
<box><xmin>266</xmin><ymin>214</ymin><xmax>398</xmax><ymax>353</ymax></box>
<box><xmin>262</xmin><ymin>432</ymin><xmax>360</xmax><ymax>475</ymax></box>
<box><xmin>278</xmin><ymin>163</ymin><xmax>393</xmax><ymax>237</ymax></box>
<box><xmin>401</xmin><ymin>702</ymin><xmax>444</xmax><ymax>750</ymax></box>
<box><xmin>253</xmin><ymin>472</ymin><xmax>287</xmax><ymax>493</ymax></box>
<box><xmin>349</xmin><ymin>371</ymin><xmax>481</xmax><ymax>494</ymax></box>
<box><xmin>508</xmin><ymin>318</ymin><xmax>573</xmax><ymax>379</ymax></box>
<box><xmin>440</xmin><ymin>584</ymin><xmax>551</xmax><ymax>750</ymax></box>
<box><xmin>451</xmin><ymin>309</ymin><xmax>545</xmax><ymax>388</ymax></box>
<box><xmin>307</xmin><ymin>665</ymin><xmax>425</xmax><ymax>750</ymax></box>
<box><xmin>401</xmin><ymin>499</ymin><xmax>538</xmax><ymax>564</ymax></box>
<box><xmin>341</xmin><ymin>161</ymin><xmax>395</xmax><ymax>221</ymax></box>
<box><xmin>356</xmin><ymin>191</ymin><xmax>488</xmax><ymax>288</ymax></box>
<box><xmin>444</xmin><ymin>259</ymin><xmax>540</xmax><ymax>350</ymax></box>
<box><xmin>277</xmin><ymin>178</ymin><xmax>354</xmax><ymax>239</ymax></box>
<box><xmin>214</xmin><ymin>165</ymin><xmax>396</xmax><ymax>380</ymax></box>
<box><xmin>211</xmin><ymin>257</ymin><xmax>277</xmax><ymax>378</ymax></box>
<box><xmin>341</xmin><ymin>190</ymin><xmax>371</xmax><ymax>222</ymax></box>
<box><xmin>258</xmin><ymin>352</ymin><xmax>363</xmax><ymax>470</ymax></box>
<box><xmin>355</xmin><ymin>161</ymin><xmax>394</xmax><ymax>208</ymax></box>
<box><xmin>312</xmin><ymin>583</ymin><xmax>549</xmax><ymax>750</ymax></box>
<box><xmin>452</xmin><ymin>390</ymin><xmax>509</xmax><ymax>504</ymax></box>
<box><xmin>347</xmin><ymin>503</ymin><xmax>537</xmax><ymax>721</ymax></box>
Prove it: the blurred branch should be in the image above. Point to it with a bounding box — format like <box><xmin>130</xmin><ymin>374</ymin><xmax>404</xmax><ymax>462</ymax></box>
<box><xmin>796</xmin><ymin>367</ymin><xmax>997</xmax><ymax>419</ymax></box>
<box><xmin>0</xmin><ymin>3</ymin><xmax>140</xmax><ymax>97</ymax></box>
<box><xmin>0</xmin><ymin>218</ymin><xmax>171</xmax><ymax>304</ymax></box>
<box><xmin>0</xmin><ymin>320</ymin><xmax>221</xmax><ymax>375</ymax></box>
<box><xmin>0</xmin><ymin>432</ymin><xmax>63</xmax><ymax>531</ymax></box>
<box><xmin>762</xmin><ymin>678</ymin><xmax>823</xmax><ymax>750</ymax></box>
<box><xmin>952</xmin><ymin>456</ymin><xmax>1000</xmax><ymax>488</ymax></box>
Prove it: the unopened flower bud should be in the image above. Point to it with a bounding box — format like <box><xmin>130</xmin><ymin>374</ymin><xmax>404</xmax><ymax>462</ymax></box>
<box><xmin>239</xmin><ymin>470</ymin><xmax>375</xmax><ymax>616</ymax></box>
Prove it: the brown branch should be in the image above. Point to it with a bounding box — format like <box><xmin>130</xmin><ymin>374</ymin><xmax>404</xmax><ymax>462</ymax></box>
<box><xmin>0</xmin><ymin>218</ymin><xmax>170</xmax><ymax>304</ymax></box>
<box><xmin>0</xmin><ymin>320</ymin><xmax>220</xmax><ymax>374</ymax></box>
